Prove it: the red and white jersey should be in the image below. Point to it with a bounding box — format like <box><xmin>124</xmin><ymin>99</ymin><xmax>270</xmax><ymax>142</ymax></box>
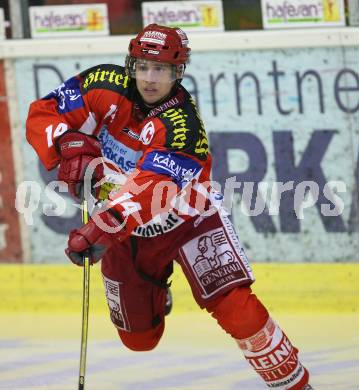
<box><xmin>26</xmin><ymin>64</ymin><xmax>214</xmax><ymax>237</ymax></box>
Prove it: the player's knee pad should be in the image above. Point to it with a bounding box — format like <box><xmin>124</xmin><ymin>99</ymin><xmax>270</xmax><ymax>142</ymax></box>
<box><xmin>118</xmin><ymin>321</ymin><xmax>165</xmax><ymax>352</ymax></box>
<box><xmin>207</xmin><ymin>286</ymin><xmax>269</xmax><ymax>339</ymax></box>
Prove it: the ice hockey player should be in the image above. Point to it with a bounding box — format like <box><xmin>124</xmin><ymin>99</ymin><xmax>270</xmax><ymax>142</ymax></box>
<box><xmin>26</xmin><ymin>23</ymin><xmax>313</xmax><ymax>389</ymax></box>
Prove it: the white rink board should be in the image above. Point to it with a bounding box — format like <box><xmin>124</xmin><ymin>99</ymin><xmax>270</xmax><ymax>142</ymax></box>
<box><xmin>1</xmin><ymin>28</ymin><xmax>359</xmax><ymax>58</ymax></box>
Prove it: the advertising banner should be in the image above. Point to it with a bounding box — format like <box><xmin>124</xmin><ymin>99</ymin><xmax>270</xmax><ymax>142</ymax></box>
<box><xmin>0</xmin><ymin>61</ymin><xmax>22</xmax><ymax>262</ymax></box>
<box><xmin>29</xmin><ymin>3</ymin><xmax>109</xmax><ymax>38</ymax></box>
<box><xmin>142</xmin><ymin>1</ymin><xmax>224</xmax><ymax>31</ymax></box>
<box><xmin>261</xmin><ymin>0</ymin><xmax>346</xmax><ymax>29</ymax></box>
<box><xmin>13</xmin><ymin>45</ymin><xmax>359</xmax><ymax>263</ymax></box>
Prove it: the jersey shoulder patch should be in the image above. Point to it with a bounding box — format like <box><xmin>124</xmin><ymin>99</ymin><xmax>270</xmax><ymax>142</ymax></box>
<box><xmin>159</xmin><ymin>97</ymin><xmax>209</xmax><ymax>161</ymax></box>
<box><xmin>43</xmin><ymin>76</ymin><xmax>84</xmax><ymax>114</ymax></box>
<box><xmin>80</xmin><ymin>64</ymin><xmax>130</xmax><ymax>95</ymax></box>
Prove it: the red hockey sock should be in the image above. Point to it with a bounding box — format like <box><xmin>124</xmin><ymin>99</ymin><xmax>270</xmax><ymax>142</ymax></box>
<box><xmin>207</xmin><ymin>286</ymin><xmax>269</xmax><ymax>339</ymax></box>
<box><xmin>207</xmin><ymin>287</ymin><xmax>309</xmax><ymax>389</ymax></box>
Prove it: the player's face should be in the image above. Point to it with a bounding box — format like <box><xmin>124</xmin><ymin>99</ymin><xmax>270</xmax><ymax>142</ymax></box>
<box><xmin>135</xmin><ymin>59</ymin><xmax>175</xmax><ymax>104</ymax></box>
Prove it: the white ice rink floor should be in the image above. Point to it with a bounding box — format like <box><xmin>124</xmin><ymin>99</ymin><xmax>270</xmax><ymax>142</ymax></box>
<box><xmin>1</xmin><ymin>312</ymin><xmax>358</xmax><ymax>390</ymax></box>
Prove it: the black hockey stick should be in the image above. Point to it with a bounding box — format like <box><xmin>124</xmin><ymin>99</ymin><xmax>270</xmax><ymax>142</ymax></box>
<box><xmin>78</xmin><ymin>199</ymin><xmax>90</xmax><ymax>390</ymax></box>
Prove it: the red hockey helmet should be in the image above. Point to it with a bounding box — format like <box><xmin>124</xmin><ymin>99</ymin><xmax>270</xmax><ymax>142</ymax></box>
<box><xmin>128</xmin><ymin>24</ymin><xmax>191</xmax><ymax>65</ymax></box>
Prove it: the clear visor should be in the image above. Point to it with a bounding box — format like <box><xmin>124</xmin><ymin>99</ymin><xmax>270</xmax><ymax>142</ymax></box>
<box><xmin>127</xmin><ymin>57</ymin><xmax>185</xmax><ymax>83</ymax></box>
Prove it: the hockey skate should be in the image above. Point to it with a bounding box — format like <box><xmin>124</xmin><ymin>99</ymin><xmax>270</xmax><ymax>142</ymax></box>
<box><xmin>165</xmin><ymin>288</ymin><xmax>173</xmax><ymax>316</ymax></box>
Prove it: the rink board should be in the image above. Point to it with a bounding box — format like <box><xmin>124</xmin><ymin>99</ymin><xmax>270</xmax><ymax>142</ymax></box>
<box><xmin>0</xmin><ymin>263</ymin><xmax>358</xmax><ymax>389</ymax></box>
<box><xmin>1</xmin><ymin>262</ymin><xmax>358</xmax><ymax>314</ymax></box>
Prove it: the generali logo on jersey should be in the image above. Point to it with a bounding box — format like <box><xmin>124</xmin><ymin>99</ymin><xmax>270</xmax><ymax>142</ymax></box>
<box><xmin>181</xmin><ymin>227</ymin><xmax>249</xmax><ymax>298</ymax></box>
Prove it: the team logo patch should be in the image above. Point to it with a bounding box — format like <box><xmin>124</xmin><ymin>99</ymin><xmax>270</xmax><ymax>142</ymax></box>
<box><xmin>180</xmin><ymin>227</ymin><xmax>251</xmax><ymax>298</ymax></box>
<box><xmin>44</xmin><ymin>77</ymin><xmax>83</xmax><ymax>114</ymax></box>
<box><xmin>141</xmin><ymin>150</ymin><xmax>201</xmax><ymax>188</ymax></box>
<box><xmin>102</xmin><ymin>275</ymin><xmax>130</xmax><ymax>331</ymax></box>
<box><xmin>140</xmin><ymin>121</ymin><xmax>155</xmax><ymax>145</ymax></box>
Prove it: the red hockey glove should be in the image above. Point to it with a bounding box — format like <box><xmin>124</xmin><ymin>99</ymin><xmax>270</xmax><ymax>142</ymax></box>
<box><xmin>65</xmin><ymin>210</ymin><xmax>125</xmax><ymax>266</ymax></box>
<box><xmin>55</xmin><ymin>130</ymin><xmax>104</xmax><ymax>198</ymax></box>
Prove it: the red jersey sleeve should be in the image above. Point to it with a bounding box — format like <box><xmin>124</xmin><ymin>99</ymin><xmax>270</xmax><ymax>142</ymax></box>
<box><xmin>26</xmin><ymin>64</ymin><xmax>130</xmax><ymax>170</ymax></box>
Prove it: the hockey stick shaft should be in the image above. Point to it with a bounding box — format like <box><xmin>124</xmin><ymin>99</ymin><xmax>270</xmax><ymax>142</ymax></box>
<box><xmin>79</xmin><ymin>199</ymin><xmax>90</xmax><ymax>390</ymax></box>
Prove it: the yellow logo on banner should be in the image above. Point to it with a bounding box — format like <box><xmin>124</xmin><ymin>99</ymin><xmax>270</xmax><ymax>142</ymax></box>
<box><xmin>200</xmin><ymin>5</ymin><xmax>219</xmax><ymax>27</ymax></box>
<box><xmin>322</xmin><ymin>0</ymin><xmax>341</xmax><ymax>22</ymax></box>
<box><xmin>87</xmin><ymin>9</ymin><xmax>104</xmax><ymax>31</ymax></box>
